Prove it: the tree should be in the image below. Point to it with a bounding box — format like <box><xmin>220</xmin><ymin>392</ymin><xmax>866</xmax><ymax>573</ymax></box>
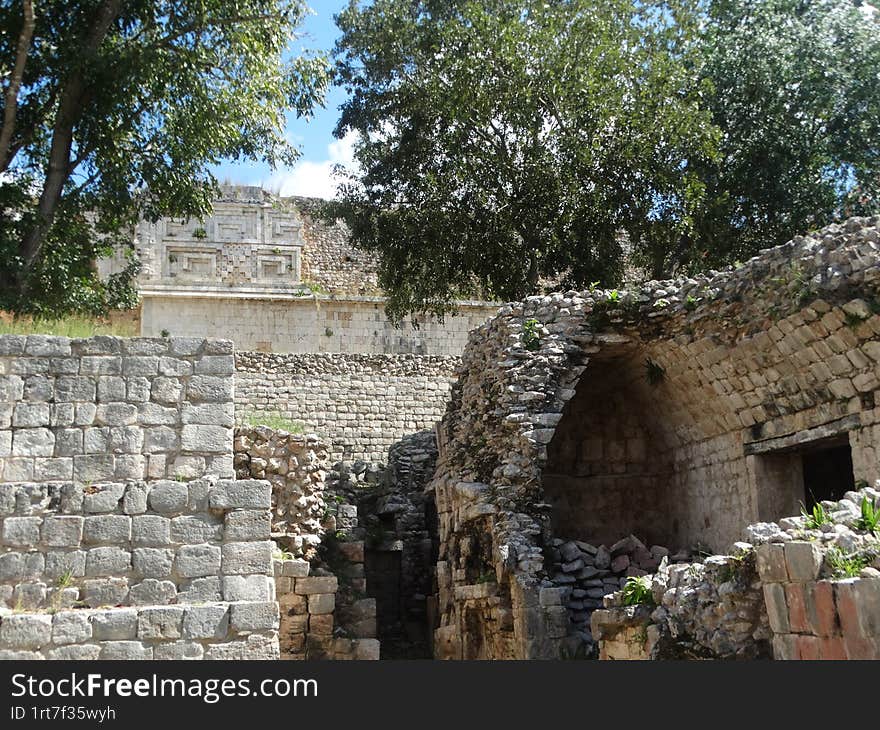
<box><xmin>330</xmin><ymin>0</ymin><xmax>719</xmax><ymax>321</ymax></box>
<box><xmin>679</xmin><ymin>0</ymin><xmax>880</xmax><ymax>273</ymax></box>
<box><xmin>0</xmin><ymin>0</ymin><xmax>328</xmax><ymax>315</ymax></box>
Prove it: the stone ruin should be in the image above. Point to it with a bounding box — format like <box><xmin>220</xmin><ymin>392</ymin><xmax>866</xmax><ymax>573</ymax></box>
<box><xmin>429</xmin><ymin>215</ymin><xmax>880</xmax><ymax>659</ymax></box>
<box><xmin>3</xmin><ymin>216</ymin><xmax>880</xmax><ymax>660</ymax></box>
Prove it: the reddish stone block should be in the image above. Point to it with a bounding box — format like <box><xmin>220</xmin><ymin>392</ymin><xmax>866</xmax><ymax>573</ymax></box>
<box><xmin>834</xmin><ymin>579</ymin><xmax>861</xmax><ymax>636</ymax></box>
<box><xmin>817</xmin><ymin>636</ymin><xmax>847</xmax><ymax>660</ymax></box>
<box><xmin>785</xmin><ymin>583</ymin><xmax>809</xmax><ymax>634</ymax></box>
<box><xmin>843</xmin><ymin>633</ymin><xmax>880</xmax><ymax>660</ymax></box>
<box><xmin>796</xmin><ymin>635</ymin><xmax>820</xmax><ymax>660</ymax></box>
<box><xmin>806</xmin><ymin>581</ymin><xmax>838</xmax><ymax>637</ymax></box>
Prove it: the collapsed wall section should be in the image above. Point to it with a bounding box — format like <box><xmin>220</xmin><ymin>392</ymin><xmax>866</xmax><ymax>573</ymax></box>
<box><xmin>0</xmin><ymin>335</ymin><xmax>235</xmax><ymax>483</ymax></box>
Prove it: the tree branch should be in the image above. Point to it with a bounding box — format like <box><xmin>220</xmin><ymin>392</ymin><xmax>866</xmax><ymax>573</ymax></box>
<box><xmin>0</xmin><ymin>0</ymin><xmax>36</xmax><ymax>172</ymax></box>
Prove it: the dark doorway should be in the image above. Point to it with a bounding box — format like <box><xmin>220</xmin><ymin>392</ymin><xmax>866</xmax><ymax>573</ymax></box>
<box><xmin>365</xmin><ymin>550</ymin><xmax>402</xmax><ymax>639</ymax></box>
<box><xmin>802</xmin><ymin>442</ymin><xmax>855</xmax><ymax>508</ymax></box>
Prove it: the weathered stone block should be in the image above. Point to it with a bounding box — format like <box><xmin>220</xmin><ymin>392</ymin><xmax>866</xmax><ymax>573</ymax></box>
<box><xmin>75</xmin><ymin>455</ymin><xmax>117</xmax><ymax>486</ymax></box>
<box><xmin>294</xmin><ymin>576</ymin><xmax>338</xmax><ymax>595</ymax></box>
<box><xmin>97</xmin><ymin>376</ymin><xmax>127</xmax><ymax>401</ymax></box>
<box><xmin>2</xmin><ymin>516</ymin><xmax>41</xmax><ymax>547</ymax></box>
<box><xmin>354</xmin><ymin>638</ymin><xmax>380</xmax><ymax>660</ymax></box>
<box><xmin>231</xmin><ymin>601</ymin><xmax>279</xmax><ymax>632</ymax></box>
<box><xmin>83</xmin><ymin>515</ymin><xmax>132</xmax><ymax>544</ymax></box>
<box><xmin>132</xmin><ymin>515</ymin><xmax>171</xmax><ymax>546</ymax></box>
<box><xmin>208</xmin><ymin>480</ymin><xmax>271</xmax><ymax>510</ymax></box>
<box><xmin>178</xmin><ymin>576</ymin><xmax>222</xmax><ymax>603</ymax></box>
<box><xmin>755</xmin><ymin>542</ymin><xmax>789</xmax><ymax>583</ymax></box>
<box><xmin>308</xmin><ymin>613</ymin><xmax>333</xmax><ymax>636</ymax></box>
<box><xmin>41</xmin><ymin>515</ymin><xmax>83</xmax><ymax>547</ymax></box>
<box><xmin>34</xmin><ymin>458</ymin><xmax>73</xmax><ymax>481</ymax></box>
<box><xmin>86</xmin><ymin>546</ymin><xmax>131</xmax><ymax>576</ymax></box>
<box><xmin>82</xmin><ymin>578</ymin><xmax>129</xmax><ymax>607</ymax></box>
<box><xmin>129</xmin><ymin>579</ymin><xmax>177</xmax><ymax>605</ymax></box>
<box><xmin>171</xmin><ymin>514</ymin><xmax>222</xmax><ymax>544</ymax></box>
<box><xmin>122</xmin><ymin>483</ymin><xmax>148</xmax><ymax>515</ymax></box>
<box><xmin>0</xmin><ymin>613</ymin><xmax>53</xmax><ymax>649</ymax></box>
<box><xmin>52</xmin><ymin>611</ymin><xmax>93</xmax><ymax>645</ymax></box>
<box><xmin>148</xmin><ymin>481</ymin><xmax>189</xmax><ymax>514</ymax></box>
<box><xmin>48</xmin><ymin>644</ymin><xmax>101</xmax><ymax>660</ymax></box>
<box><xmin>223</xmin><ymin>574</ymin><xmax>272</xmax><ymax>602</ymax></box>
<box><xmin>175</xmin><ymin>544</ymin><xmax>222</xmax><ymax>578</ymax></box>
<box><xmin>307</xmin><ymin>593</ymin><xmax>335</xmax><ymax>615</ymax></box>
<box><xmin>183</xmin><ymin>604</ymin><xmax>229</xmax><ymax>640</ymax></box>
<box><xmin>224</xmin><ymin>509</ymin><xmax>271</xmax><ymax>541</ymax></box>
<box><xmin>221</xmin><ymin>541</ymin><xmax>273</xmax><ymax>575</ymax></box>
<box><xmin>99</xmin><ymin>641</ymin><xmax>153</xmax><ymax>660</ymax></box>
<box><xmin>762</xmin><ymin>582</ymin><xmax>790</xmax><ymax>634</ymax></box>
<box><xmin>187</xmin><ymin>375</ymin><xmax>233</xmax><ymax>403</ymax></box>
<box><xmin>138</xmin><ymin>606</ymin><xmax>185</xmax><ymax>640</ymax></box>
<box><xmin>89</xmin><ymin>608</ymin><xmax>138</xmax><ymax>640</ymax></box>
<box><xmin>784</xmin><ymin>541</ymin><xmax>823</xmax><ymax>582</ymax></box>
<box><xmin>82</xmin><ymin>483</ymin><xmax>125</xmax><ymax>513</ymax></box>
<box><xmin>281</xmin><ymin>559</ymin><xmax>310</xmax><ymax>578</ymax></box>
<box><xmin>12</xmin><ymin>428</ymin><xmax>55</xmax><ymax>457</ymax></box>
<box><xmin>132</xmin><ymin>548</ymin><xmax>174</xmax><ymax>578</ymax></box>
<box><xmin>154</xmin><ymin>641</ymin><xmax>204</xmax><ymax>660</ymax></box>
<box><xmin>55</xmin><ymin>376</ymin><xmax>96</xmax><ymax>402</ymax></box>
<box><xmin>44</xmin><ymin>550</ymin><xmax>86</xmax><ymax>579</ymax></box>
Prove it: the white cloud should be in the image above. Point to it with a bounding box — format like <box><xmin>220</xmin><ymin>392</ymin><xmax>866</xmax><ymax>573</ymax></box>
<box><xmin>263</xmin><ymin>130</ymin><xmax>359</xmax><ymax>199</ymax></box>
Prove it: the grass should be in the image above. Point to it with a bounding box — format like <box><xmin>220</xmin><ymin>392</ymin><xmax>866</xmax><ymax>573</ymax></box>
<box><xmin>0</xmin><ymin>314</ymin><xmax>138</xmax><ymax>338</ymax></box>
<box><xmin>246</xmin><ymin>411</ymin><xmax>306</xmax><ymax>433</ymax></box>
<box><xmin>801</xmin><ymin>501</ymin><xmax>833</xmax><ymax>530</ymax></box>
<box><xmin>825</xmin><ymin>547</ymin><xmax>873</xmax><ymax>579</ymax></box>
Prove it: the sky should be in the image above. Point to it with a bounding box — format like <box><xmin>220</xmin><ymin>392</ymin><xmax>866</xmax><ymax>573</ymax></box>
<box><xmin>211</xmin><ymin>1</ymin><xmax>355</xmax><ymax>199</ymax></box>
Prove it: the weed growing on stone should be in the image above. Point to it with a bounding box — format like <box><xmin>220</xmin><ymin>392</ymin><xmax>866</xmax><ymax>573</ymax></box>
<box><xmin>825</xmin><ymin>547</ymin><xmax>873</xmax><ymax>578</ymax></box>
<box><xmin>801</xmin><ymin>501</ymin><xmax>833</xmax><ymax>530</ymax></box>
<box><xmin>522</xmin><ymin>318</ymin><xmax>541</xmax><ymax>351</ymax></box>
<box><xmin>620</xmin><ymin>576</ymin><xmax>655</xmax><ymax>607</ymax></box>
<box><xmin>855</xmin><ymin>495</ymin><xmax>880</xmax><ymax>535</ymax></box>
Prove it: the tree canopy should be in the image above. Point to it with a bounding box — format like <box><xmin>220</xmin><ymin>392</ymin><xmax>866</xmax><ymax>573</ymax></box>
<box><xmin>0</xmin><ymin>0</ymin><xmax>328</xmax><ymax>315</ymax></box>
<box><xmin>331</xmin><ymin>0</ymin><xmax>880</xmax><ymax>321</ymax></box>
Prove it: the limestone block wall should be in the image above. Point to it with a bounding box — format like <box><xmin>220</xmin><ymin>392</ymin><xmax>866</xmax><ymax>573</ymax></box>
<box><xmin>235</xmin><ymin>352</ymin><xmax>459</xmax><ymax>463</ymax></box>
<box><xmin>0</xmin><ymin>478</ymin><xmax>275</xmax><ymax>611</ymax></box>
<box><xmin>0</xmin><ymin>335</ymin><xmax>235</xmax><ymax>482</ymax></box>
<box><xmin>140</xmin><ymin>295</ymin><xmax>498</xmax><ymax>357</ymax></box>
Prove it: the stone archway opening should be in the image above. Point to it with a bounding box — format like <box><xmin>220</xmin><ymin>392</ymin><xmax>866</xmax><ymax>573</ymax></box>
<box><xmin>542</xmin><ymin>343</ymin><xmax>683</xmax><ymax>551</ymax></box>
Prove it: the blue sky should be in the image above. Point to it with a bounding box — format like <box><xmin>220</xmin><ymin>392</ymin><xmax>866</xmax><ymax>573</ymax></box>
<box><xmin>211</xmin><ymin>1</ymin><xmax>354</xmax><ymax>198</ymax></box>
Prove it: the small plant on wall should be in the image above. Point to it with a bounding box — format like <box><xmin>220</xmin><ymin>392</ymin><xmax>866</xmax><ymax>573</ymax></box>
<box><xmin>522</xmin><ymin>318</ymin><xmax>541</xmax><ymax>351</ymax></box>
<box><xmin>645</xmin><ymin>358</ymin><xmax>665</xmax><ymax>385</ymax></box>
<box><xmin>192</xmin><ymin>226</ymin><xmax>207</xmax><ymax>239</ymax></box>
<box><xmin>620</xmin><ymin>576</ymin><xmax>655</xmax><ymax>606</ymax></box>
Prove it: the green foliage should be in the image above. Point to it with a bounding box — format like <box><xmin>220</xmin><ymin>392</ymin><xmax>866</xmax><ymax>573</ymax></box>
<box><xmin>801</xmin><ymin>501</ymin><xmax>833</xmax><ymax>530</ymax></box>
<box><xmin>684</xmin><ymin>294</ymin><xmax>699</xmax><ymax>311</ymax></box>
<box><xmin>620</xmin><ymin>576</ymin><xmax>655</xmax><ymax>607</ymax></box>
<box><xmin>645</xmin><ymin>358</ymin><xmax>665</xmax><ymax>385</ymax></box>
<box><xmin>855</xmin><ymin>495</ymin><xmax>880</xmax><ymax>535</ymax></box>
<box><xmin>607</xmin><ymin>290</ymin><xmax>621</xmax><ymax>304</ymax></box>
<box><xmin>246</xmin><ymin>412</ymin><xmax>306</xmax><ymax>434</ymax></box>
<box><xmin>522</xmin><ymin>318</ymin><xmax>541</xmax><ymax>351</ymax></box>
<box><xmin>825</xmin><ymin>546</ymin><xmax>873</xmax><ymax>578</ymax></box>
<box><xmin>0</xmin><ymin>0</ymin><xmax>329</xmax><ymax>315</ymax></box>
<box><xmin>330</xmin><ymin>0</ymin><xmax>718</xmax><ymax>322</ymax></box>
<box><xmin>192</xmin><ymin>227</ymin><xmax>208</xmax><ymax>240</ymax></box>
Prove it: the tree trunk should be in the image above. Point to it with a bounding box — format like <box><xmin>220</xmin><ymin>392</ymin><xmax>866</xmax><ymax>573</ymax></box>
<box><xmin>0</xmin><ymin>0</ymin><xmax>35</xmax><ymax>172</ymax></box>
<box><xmin>14</xmin><ymin>0</ymin><xmax>121</xmax><ymax>298</ymax></box>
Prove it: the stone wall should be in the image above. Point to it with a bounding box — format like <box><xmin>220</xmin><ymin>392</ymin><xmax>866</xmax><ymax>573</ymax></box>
<box><xmin>0</xmin><ymin>477</ymin><xmax>280</xmax><ymax>660</ymax></box>
<box><xmin>429</xmin><ymin>216</ymin><xmax>880</xmax><ymax>660</ymax></box>
<box><xmin>235</xmin><ymin>352</ymin><xmax>458</xmax><ymax>463</ymax></box>
<box><xmin>141</xmin><ymin>295</ymin><xmax>498</xmax><ymax>357</ymax></box>
<box><xmin>0</xmin><ymin>335</ymin><xmax>234</xmax><ymax>482</ymax></box>
<box><xmin>233</xmin><ymin>426</ymin><xmax>329</xmax><ymax>558</ymax></box>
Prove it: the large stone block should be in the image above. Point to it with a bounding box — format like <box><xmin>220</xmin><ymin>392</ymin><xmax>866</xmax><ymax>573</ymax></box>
<box><xmin>82</xmin><ymin>578</ymin><xmax>129</xmax><ymax>607</ymax></box>
<box><xmin>221</xmin><ymin>541</ymin><xmax>273</xmax><ymax>575</ymax></box>
<box><xmin>784</xmin><ymin>541</ymin><xmax>823</xmax><ymax>583</ymax></box>
<box><xmin>2</xmin><ymin>516</ymin><xmax>42</xmax><ymax>547</ymax></box>
<box><xmin>183</xmin><ymin>604</ymin><xmax>230</xmax><ymax>640</ymax></box>
<box><xmin>99</xmin><ymin>641</ymin><xmax>153</xmax><ymax>660</ymax></box>
<box><xmin>90</xmin><ymin>608</ymin><xmax>138</xmax><ymax>640</ymax></box>
<box><xmin>762</xmin><ymin>582</ymin><xmax>790</xmax><ymax>634</ymax></box>
<box><xmin>209</xmin><ymin>480</ymin><xmax>271</xmax><ymax>510</ymax></box>
<box><xmin>222</xmin><ymin>575</ymin><xmax>272</xmax><ymax>602</ymax></box>
<box><xmin>148</xmin><ymin>481</ymin><xmax>189</xmax><ymax>514</ymax></box>
<box><xmin>74</xmin><ymin>455</ymin><xmax>116</xmax><ymax>485</ymax></box>
<box><xmin>178</xmin><ymin>576</ymin><xmax>222</xmax><ymax>603</ymax></box>
<box><xmin>154</xmin><ymin>641</ymin><xmax>204</xmax><ymax>660</ymax></box>
<box><xmin>85</xmin><ymin>546</ymin><xmax>132</xmax><ymax>576</ymax></box>
<box><xmin>82</xmin><ymin>483</ymin><xmax>126</xmax><ymax>514</ymax></box>
<box><xmin>224</xmin><ymin>510</ymin><xmax>271</xmax><ymax>542</ymax></box>
<box><xmin>171</xmin><ymin>515</ymin><xmax>222</xmax><ymax>544</ymax></box>
<box><xmin>294</xmin><ymin>576</ymin><xmax>338</xmax><ymax>595</ymax></box>
<box><xmin>307</xmin><ymin>593</ymin><xmax>335</xmax><ymax>615</ymax></box>
<box><xmin>11</xmin><ymin>428</ymin><xmax>55</xmax><ymax>457</ymax></box>
<box><xmin>137</xmin><ymin>606</ymin><xmax>185</xmax><ymax>639</ymax></box>
<box><xmin>55</xmin><ymin>376</ymin><xmax>96</xmax><ymax>402</ymax></box>
<box><xmin>129</xmin><ymin>579</ymin><xmax>177</xmax><ymax>605</ymax></box>
<box><xmin>187</xmin><ymin>375</ymin><xmax>233</xmax><ymax>403</ymax></box>
<box><xmin>52</xmin><ymin>611</ymin><xmax>93</xmax><ymax>645</ymax></box>
<box><xmin>0</xmin><ymin>614</ymin><xmax>53</xmax><ymax>649</ymax></box>
<box><xmin>83</xmin><ymin>515</ymin><xmax>132</xmax><ymax>544</ymax></box>
<box><xmin>175</xmin><ymin>544</ymin><xmax>222</xmax><ymax>578</ymax></box>
<box><xmin>44</xmin><ymin>550</ymin><xmax>86</xmax><ymax>580</ymax></box>
<box><xmin>40</xmin><ymin>515</ymin><xmax>83</xmax><ymax>547</ymax></box>
<box><xmin>231</xmin><ymin>601</ymin><xmax>279</xmax><ymax>632</ymax></box>
<box><xmin>132</xmin><ymin>515</ymin><xmax>171</xmax><ymax>546</ymax></box>
<box><xmin>132</xmin><ymin>548</ymin><xmax>174</xmax><ymax>578</ymax></box>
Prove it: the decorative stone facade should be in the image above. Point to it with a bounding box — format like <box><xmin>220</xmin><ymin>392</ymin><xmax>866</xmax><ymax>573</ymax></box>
<box><xmin>122</xmin><ymin>185</ymin><xmax>500</xmax><ymax>356</ymax></box>
<box><xmin>235</xmin><ymin>352</ymin><xmax>458</xmax><ymax>462</ymax></box>
<box><xmin>0</xmin><ymin>335</ymin><xmax>235</xmax><ymax>483</ymax></box>
<box><xmin>429</xmin><ymin>215</ymin><xmax>880</xmax><ymax>659</ymax></box>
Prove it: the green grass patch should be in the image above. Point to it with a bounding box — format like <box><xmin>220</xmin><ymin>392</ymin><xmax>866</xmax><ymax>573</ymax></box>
<box><xmin>245</xmin><ymin>412</ymin><xmax>306</xmax><ymax>433</ymax></box>
<box><xmin>0</xmin><ymin>314</ymin><xmax>138</xmax><ymax>338</ymax></box>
